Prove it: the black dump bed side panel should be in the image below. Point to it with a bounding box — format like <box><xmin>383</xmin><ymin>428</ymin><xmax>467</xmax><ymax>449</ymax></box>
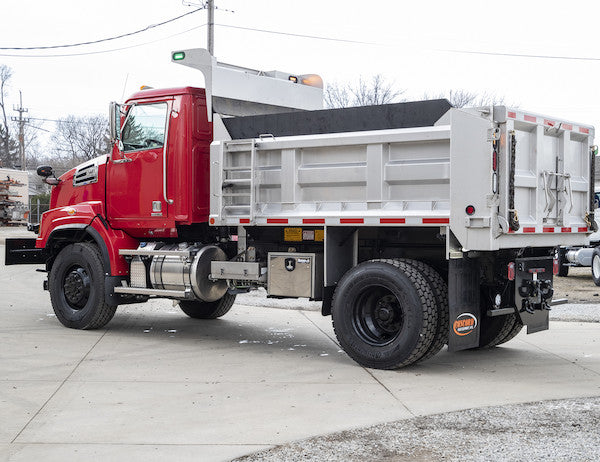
<box><xmin>222</xmin><ymin>99</ymin><xmax>453</xmax><ymax>139</ymax></box>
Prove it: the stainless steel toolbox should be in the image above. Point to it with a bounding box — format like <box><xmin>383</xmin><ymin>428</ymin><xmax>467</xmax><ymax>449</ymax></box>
<box><xmin>267</xmin><ymin>252</ymin><xmax>323</xmax><ymax>299</ymax></box>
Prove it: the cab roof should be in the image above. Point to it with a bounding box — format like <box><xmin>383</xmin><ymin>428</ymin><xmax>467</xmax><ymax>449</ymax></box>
<box><xmin>125</xmin><ymin>86</ymin><xmax>205</xmax><ymax>103</ymax></box>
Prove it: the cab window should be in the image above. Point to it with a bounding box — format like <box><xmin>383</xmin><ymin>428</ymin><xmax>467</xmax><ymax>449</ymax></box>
<box><xmin>121</xmin><ymin>103</ymin><xmax>168</xmax><ymax>152</ymax></box>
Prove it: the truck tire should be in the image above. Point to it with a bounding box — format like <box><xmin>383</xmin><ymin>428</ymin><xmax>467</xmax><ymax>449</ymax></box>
<box><xmin>331</xmin><ymin>260</ymin><xmax>437</xmax><ymax>370</ymax></box>
<box><xmin>477</xmin><ymin>313</ymin><xmax>520</xmax><ymax>348</ymax></box>
<box><xmin>556</xmin><ymin>248</ymin><xmax>569</xmax><ymax>277</ymax></box>
<box><xmin>494</xmin><ymin>317</ymin><xmax>524</xmax><ymax>346</ymax></box>
<box><xmin>48</xmin><ymin>242</ymin><xmax>117</xmax><ymax>330</ymax></box>
<box><xmin>592</xmin><ymin>248</ymin><xmax>600</xmax><ymax>287</ymax></box>
<box><xmin>392</xmin><ymin>259</ymin><xmax>449</xmax><ymax>362</ymax></box>
<box><xmin>178</xmin><ymin>293</ymin><xmax>236</xmax><ymax>319</ymax></box>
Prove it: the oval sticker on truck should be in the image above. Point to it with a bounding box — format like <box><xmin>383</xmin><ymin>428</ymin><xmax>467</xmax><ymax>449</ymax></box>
<box><xmin>453</xmin><ymin>313</ymin><xmax>478</xmax><ymax>336</ymax></box>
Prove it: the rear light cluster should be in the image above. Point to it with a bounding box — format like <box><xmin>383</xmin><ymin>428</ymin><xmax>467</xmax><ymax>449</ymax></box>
<box><xmin>507</xmin><ymin>262</ymin><xmax>515</xmax><ymax>281</ymax></box>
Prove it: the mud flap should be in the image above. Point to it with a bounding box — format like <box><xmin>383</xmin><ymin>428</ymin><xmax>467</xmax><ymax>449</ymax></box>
<box><xmin>448</xmin><ymin>258</ymin><xmax>481</xmax><ymax>352</ymax></box>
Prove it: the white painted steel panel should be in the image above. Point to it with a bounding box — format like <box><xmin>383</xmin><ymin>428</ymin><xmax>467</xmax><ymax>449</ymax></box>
<box><xmin>212</xmin><ymin>107</ymin><xmax>595</xmax><ymax>252</ymax></box>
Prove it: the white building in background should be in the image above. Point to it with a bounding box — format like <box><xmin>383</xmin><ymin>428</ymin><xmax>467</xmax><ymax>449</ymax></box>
<box><xmin>0</xmin><ymin>168</ymin><xmax>29</xmax><ymax>225</ymax></box>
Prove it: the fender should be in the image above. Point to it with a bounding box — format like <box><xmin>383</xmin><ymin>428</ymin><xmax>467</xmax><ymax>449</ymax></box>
<box><xmin>37</xmin><ymin>201</ymin><xmax>139</xmax><ymax>276</ymax></box>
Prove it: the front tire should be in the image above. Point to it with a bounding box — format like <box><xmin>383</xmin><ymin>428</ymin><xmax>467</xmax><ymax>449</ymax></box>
<box><xmin>592</xmin><ymin>248</ymin><xmax>600</xmax><ymax>286</ymax></box>
<box><xmin>332</xmin><ymin>260</ymin><xmax>437</xmax><ymax>370</ymax></box>
<box><xmin>49</xmin><ymin>242</ymin><xmax>117</xmax><ymax>329</ymax></box>
<box><xmin>178</xmin><ymin>293</ymin><xmax>236</xmax><ymax>319</ymax></box>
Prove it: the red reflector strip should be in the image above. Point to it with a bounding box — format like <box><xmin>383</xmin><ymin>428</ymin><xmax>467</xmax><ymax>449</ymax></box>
<box><xmin>422</xmin><ymin>218</ymin><xmax>450</xmax><ymax>224</ymax></box>
<box><xmin>508</xmin><ymin>229</ymin><xmax>515</xmax><ymax>234</ymax></box>
<box><xmin>580</xmin><ymin>127</ymin><xmax>590</xmax><ymax>134</ymax></box>
<box><xmin>524</xmin><ymin>115</ymin><xmax>536</xmax><ymax>123</ymax></box>
<box><xmin>578</xmin><ymin>227</ymin><xmax>589</xmax><ymax>232</ymax></box>
<box><xmin>544</xmin><ymin>119</ymin><xmax>555</xmax><ymax>127</ymax></box>
<box><xmin>302</xmin><ymin>218</ymin><xmax>325</xmax><ymax>224</ymax></box>
<box><xmin>507</xmin><ymin>111</ymin><xmax>516</xmax><ymax>119</ymax></box>
<box><xmin>340</xmin><ymin>218</ymin><xmax>364</xmax><ymax>224</ymax></box>
<box><xmin>380</xmin><ymin>218</ymin><xmax>406</xmax><ymax>224</ymax></box>
<box><xmin>267</xmin><ymin>218</ymin><xmax>288</xmax><ymax>224</ymax></box>
<box><xmin>561</xmin><ymin>227</ymin><xmax>571</xmax><ymax>233</ymax></box>
<box><xmin>523</xmin><ymin>227</ymin><xmax>536</xmax><ymax>233</ymax></box>
<box><xmin>240</xmin><ymin>218</ymin><xmax>250</xmax><ymax>224</ymax></box>
<box><xmin>543</xmin><ymin>227</ymin><xmax>555</xmax><ymax>233</ymax></box>
<box><xmin>562</xmin><ymin>123</ymin><xmax>573</xmax><ymax>131</ymax></box>
<box><xmin>528</xmin><ymin>268</ymin><xmax>546</xmax><ymax>274</ymax></box>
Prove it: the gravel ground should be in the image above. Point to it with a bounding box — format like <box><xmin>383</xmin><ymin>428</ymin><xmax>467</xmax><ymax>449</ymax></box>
<box><xmin>553</xmin><ymin>267</ymin><xmax>600</xmax><ymax>303</ymax></box>
<box><xmin>234</xmin><ymin>398</ymin><xmax>600</xmax><ymax>462</ymax></box>
<box><xmin>4</xmin><ymin>228</ymin><xmax>599</xmax><ymax>462</ymax></box>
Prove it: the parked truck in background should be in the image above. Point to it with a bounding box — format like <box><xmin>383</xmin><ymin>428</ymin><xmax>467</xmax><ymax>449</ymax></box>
<box><xmin>555</xmin><ymin>199</ymin><xmax>600</xmax><ymax>284</ymax></box>
<box><xmin>5</xmin><ymin>49</ymin><xmax>597</xmax><ymax>370</ymax></box>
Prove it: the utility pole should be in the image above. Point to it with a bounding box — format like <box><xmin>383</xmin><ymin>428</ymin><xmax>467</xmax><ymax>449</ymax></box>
<box><xmin>11</xmin><ymin>91</ymin><xmax>29</xmax><ymax>170</ymax></box>
<box><xmin>207</xmin><ymin>0</ymin><xmax>215</xmax><ymax>55</ymax></box>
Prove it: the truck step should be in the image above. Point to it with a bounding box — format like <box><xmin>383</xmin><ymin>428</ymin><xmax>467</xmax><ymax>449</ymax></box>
<box><xmin>119</xmin><ymin>249</ymin><xmax>192</xmax><ymax>257</ymax></box>
<box><xmin>114</xmin><ymin>286</ymin><xmax>191</xmax><ymax>298</ymax></box>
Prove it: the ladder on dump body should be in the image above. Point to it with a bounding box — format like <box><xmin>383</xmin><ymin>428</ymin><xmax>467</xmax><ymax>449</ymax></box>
<box><xmin>219</xmin><ymin>140</ymin><xmax>257</xmax><ymax>222</ymax></box>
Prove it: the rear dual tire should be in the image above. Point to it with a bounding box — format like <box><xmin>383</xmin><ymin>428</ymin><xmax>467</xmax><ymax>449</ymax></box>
<box><xmin>477</xmin><ymin>313</ymin><xmax>523</xmax><ymax>348</ymax></box>
<box><xmin>332</xmin><ymin>260</ymin><xmax>441</xmax><ymax>370</ymax></box>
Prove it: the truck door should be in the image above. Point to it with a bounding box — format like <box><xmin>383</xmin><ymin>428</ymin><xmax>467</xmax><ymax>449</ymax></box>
<box><xmin>106</xmin><ymin>101</ymin><xmax>172</xmax><ymax>233</ymax></box>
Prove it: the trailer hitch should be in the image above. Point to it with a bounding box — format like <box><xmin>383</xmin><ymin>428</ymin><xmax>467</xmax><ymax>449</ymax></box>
<box><xmin>518</xmin><ymin>278</ymin><xmax>553</xmax><ymax>314</ymax></box>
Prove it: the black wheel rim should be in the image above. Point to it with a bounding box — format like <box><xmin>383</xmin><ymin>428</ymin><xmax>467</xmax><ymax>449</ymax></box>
<box><xmin>352</xmin><ymin>286</ymin><xmax>404</xmax><ymax>346</ymax></box>
<box><xmin>62</xmin><ymin>265</ymin><xmax>91</xmax><ymax>310</ymax></box>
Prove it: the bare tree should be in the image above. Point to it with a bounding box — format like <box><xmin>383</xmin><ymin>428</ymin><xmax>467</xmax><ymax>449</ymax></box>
<box><xmin>423</xmin><ymin>89</ymin><xmax>507</xmax><ymax>108</ymax></box>
<box><xmin>51</xmin><ymin>115</ymin><xmax>110</xmax><ymax>165</ymax></box>
<box><xmin>325</xmin><ymin>74</ymin><xmax>404</xmax><ymax>109</ymax></box>
<box><xmin>0</xmin><ymin>65</ymin><xmax>16</xmax><ymax>167</ymax></box>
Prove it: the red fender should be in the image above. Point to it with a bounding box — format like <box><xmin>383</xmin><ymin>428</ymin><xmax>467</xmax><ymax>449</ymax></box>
<box><xmin>36</xmin><ymin>201</ymin><xmax>139</xmax><ymax>276</ymax></box>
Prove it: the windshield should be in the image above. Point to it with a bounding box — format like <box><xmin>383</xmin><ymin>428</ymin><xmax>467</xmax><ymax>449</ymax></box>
<box><xmin>121</xmin><ymin>103</ymin><xmax>168</xmax><ymax>152</ymax></box>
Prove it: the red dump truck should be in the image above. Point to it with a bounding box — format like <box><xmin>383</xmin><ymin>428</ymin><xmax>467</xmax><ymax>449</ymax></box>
<box><xmin>5</xmin><ymin>49</ymin><xmax>597</xmax><ymax>369</ymax></box>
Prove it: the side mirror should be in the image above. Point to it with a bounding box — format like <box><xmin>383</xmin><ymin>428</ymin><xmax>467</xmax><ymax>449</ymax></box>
<box><xmin>37</xmin><ymin>165</ymin><xmax>60</xmax><ymax>186</ymax></box>
<box><xmin>36</xmin><ymin>165</ymin><xmax>54</xmax><ymax>178</ymax></box>
<box><xmin>109</xmin><ymin>101</ymin><xmax>121</xmax><ymax>143</ymax></box>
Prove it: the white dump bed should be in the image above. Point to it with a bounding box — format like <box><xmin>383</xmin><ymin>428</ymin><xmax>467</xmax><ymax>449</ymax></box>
<box><xmin>210</xmin><ymin>105</ymin><xmax>595</xmax><ymax>251</ymax></box>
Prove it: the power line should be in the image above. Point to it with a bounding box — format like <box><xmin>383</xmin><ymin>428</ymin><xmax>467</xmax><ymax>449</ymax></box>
<box><xmin>0</xmin><ymin>7</ymin><xmax>205</xmax><ymax>51</ymax></box>
<box><xmin>2</xmin><ymin>15</ymin><xmax>599</xmax><ymax>64</ymax></box>
<box><xmin>215</xmin><ymin>23</ymin><xmax>376</xmax><ymax>45</ymax></box>
<box><xmin>218</xmin><ymin>24</ymin><xmax>600</xmax><ymax>61</ymax></box>
<box><xmin>28</xmin><ymin>117</ymin><xmax>103</xmax><ymax>125</ymax></box>
<box><xmin>0</xmin><ymin>24</ymin><xmax>206</xmax><ymax>58</ymax></box>
<box><xmin>441</xmin><ymin>48</ymin><xmax>600</xmax><ymax>62</ymax></box>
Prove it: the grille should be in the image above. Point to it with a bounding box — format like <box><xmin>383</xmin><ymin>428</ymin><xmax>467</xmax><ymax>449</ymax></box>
<box><xmin>72</xmin><ymin>163</ymin><xmax>98</xmax><ymax>187</ymax></box>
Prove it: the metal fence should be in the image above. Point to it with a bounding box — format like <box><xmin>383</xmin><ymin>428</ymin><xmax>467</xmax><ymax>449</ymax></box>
<box><xmin>28</xmin><ymin>198</ymin><xmax>50</xmax><ymax>225</ymax></box>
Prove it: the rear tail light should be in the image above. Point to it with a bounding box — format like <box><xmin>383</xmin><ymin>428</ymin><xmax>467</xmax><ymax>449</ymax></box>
<box><xmin>507</xmin><ymin>262</ymin><xmax>515</xmax><ymax>281</ymax></box>
<box><xmin>553</xmin><ymin>256</ymin><xmax>559</xmax><ymax>275</ymax></box>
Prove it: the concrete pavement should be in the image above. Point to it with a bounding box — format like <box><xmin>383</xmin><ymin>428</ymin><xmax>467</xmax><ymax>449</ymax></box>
<box><xmin>1</xmin><ymin>243</ymin><xmax>600</xmax><ymax>462</ymax></box>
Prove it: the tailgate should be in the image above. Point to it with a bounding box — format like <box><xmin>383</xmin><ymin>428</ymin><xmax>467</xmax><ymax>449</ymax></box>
<box><xmin>450</xmin><ymin>107</ymin><xmax>595</xmax><ymax>251</ymax></box>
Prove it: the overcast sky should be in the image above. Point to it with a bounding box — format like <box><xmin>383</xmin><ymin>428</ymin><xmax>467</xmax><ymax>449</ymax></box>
<box><xmin>1</xmin><ymin>0</ymin><xmax>599</xmax><ymax>143</ymax></box>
